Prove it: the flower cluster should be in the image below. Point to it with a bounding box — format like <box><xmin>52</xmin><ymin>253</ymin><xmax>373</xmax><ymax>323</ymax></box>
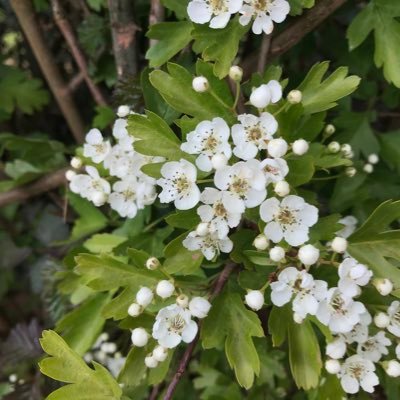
<box><xmin>67</xmin><ymin>109</ymin><xmax>162</xmax><ymax>218</ymax></box>
<box><xmin>187</xmin><ymin>0</ymin><xmax>290</xmax><ymax>34</ymax></box>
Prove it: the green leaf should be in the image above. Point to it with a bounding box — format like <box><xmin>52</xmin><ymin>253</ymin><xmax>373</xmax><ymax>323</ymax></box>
<box><xmin>192</xmin><ymin>17</ymin><xmax>249</xmax><ymax>78</ymax></box>
<box><xmin>146</xmin><ymin>22</ymin><xmax>193</xmax><ymax>67</ymax></box>
<box><xmin>201</xmin><ymin>289</ymin><xmax>264</xmax><ymax>389</ymax></box>
<box><xmin>297</xmin><ymin>62</ymin><xmax>360</xmax><ymax>114</ymax></box>
<box><xmin>118</xmin><ymin>346</ymin><xmax>147</xmax><ymax>387</ymax></box>
<box><xmin>380</xmin><ymin>130</ymin><xmax>400</xmax><ymax>174</ymax></box>
<box><xmin>289</xmin><ymin>0</ymin><xmax>315</xmax><ymax>15</ymax></box>
<box><xmin>161</xmin><ymin>0</ymin><xmax>188</xmax><ymax>19</ymax></box>
<box><xmin>102</xmin><ymin>287</ymin><xmax>134</xmax><ymax>320</ymax></box>
<box><xmin>286</xmin><ymin>155</ymin><xmax>315</xmax><ymax>187</ymax></box>
<box><xmin>55</xmin><ymin>293</ymin><xmax>112</xmax><ymax>355</ymax></box>
<box><xmin>149</xmin><ymin>63</ymin><xmax>236</xmax><ymax>124</ymax></box>
<box><xmin>348</xmin><ymin>200</ymin><xmax>400</xmax><ymax>292</ymax></box>
<box><xmin>92</xmin><ymin>106</ymin><xmax>115</xmax><ymax>130</ymax></box>
<box><xmin>165</xmin><ymin>209</ymin><xmax>200</xmax><ymax>230</ymax></box>
<box><xmin>347</xmin><ymin>0</ymin><xmax>400</xmax><ymax>87</ymax></box>
<box><xmin>309</xmin><ymin>214</ymin><xmax>343</xmax><ymax>242</ymax></box>
<box><xmin>84</xmin><ymin>234</ymin><xmax>127</xmax><ymax>253</ymax></box>
<box><xmin>39</xmin><ymin>330</ymin><xmax>122</xmax><ymax>400</ymax></box>
<box><xmin>268</xmin><ymin>305</ymin><xmax>290</xmax><ymax>347</ymax></box>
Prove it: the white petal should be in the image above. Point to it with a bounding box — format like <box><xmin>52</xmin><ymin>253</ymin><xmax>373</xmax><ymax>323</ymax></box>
<box><xmin>341</xmin><ymin>375</ymin><xmax>359</xmax><ymax>394</ymax></box>
<box><xmin>266</xmin><ymin>80</ymin><xmax>282</xmax><ymax>103</ymax></box>
<box><xmin>200</xmin><ymin>187</ymin><xmax>221</xmax><ymax>204</ymax></box>
<box><xmin>181</xmin><ymin>320</ymin><xmax>198</xmax><ymax>343</ymax></box>
<box><xmin>196</xmin><ymin>154</ymin><xmax>212</xmax><ymax>172</ymax></box>
<box><xmin>245</xmin><ymin>188</ymin><xmax>266</xmax><ymax>208</ymax></box>
<box><xmin>271</xmin><ymin>286</ymin><xmax>292</xmax><ymax>306</ymax></box>
<box><xmin>284</xmin><ymin>227</ymin><xmax>309</xmax><ymax>246</ymax></box>
<box><xmin>260</xmin><ymin>197</ymin><xmax>280</xmax><ymax>222</ymax></box>
<box><xmin>86</xmin><ymin>128</ymin><xmax>103</xmax><ymax>144</ymax></box>
<box><xmin>229</xmin><ymin>0</ymin><xmax>243</xmax><ymax>13</ymax></box>
<box><xmin>210</xmin><ymin>12</ymin><xmax>230</xmax><ymax>29</ymax></box>
<box><xmin>159</xmin><ymin>332</ymin><xmax>182</xmax><ymax>349</ymax></box>
<box><xmin>264</xmin><ymin>221</ymin><xmax>283</xmax><ymax>243</ymax></box>
<box><xmin>187</xmin><ymin>1</ymin><xmax>212</xmax><ymax>24</ymax></box>
<box><xmin>174</xmin><ymin>185</ymin><xmax>200</xmax><ymax>210</ymax></box>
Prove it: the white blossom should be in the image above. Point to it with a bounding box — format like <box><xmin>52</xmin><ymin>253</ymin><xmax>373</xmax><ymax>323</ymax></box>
<box><xmin>189</xmin><ymin>297</ymin><xmax>211</xmax><ymax>318</ymax></box>
<box><xmin>245</xmin><ymin>290</ymin><xmax>264</xmax><ymax>311</ymax></box>
<box><xmin>197</xmin><ymin>187</ymin><xmax>244</xmax><ymax>239</ymax></box>
<box><xmin>298</xmin><ymin>244</ymin><xmax>320</xmax><ymax>266</ymax></box>
<box><xmin>249</xmin><ymin>80</ymin><xmax>282</xmax><ymax>108</ymax></box>
<box><xmin>326</xmin><ymin>337</ymin><xmax>347</xmax><ymax>359</ymax></box>
<box><xmin>385</xmin><ymin>360</ymin><xmax>400</xmax><ymax>377</ymax></box>
<box><xmin>267</xmin><ymin>138</ymin><xmax>288</xmax><ymax>158</ymax></box>
<box><xmin>187</xmin><ymin>0</ymin><xmax>243</xmax><ymax>29</ymax></box>
<box><xmin>292</xmin><ymin>139</ymin><xmax>309</xmax><ymax>155</ymax></box>
<box><xmin>214</xmin><ymin>160</ymin><xmax>267</xmax><ymax>208</ymax></box>
<box><xmin>181</xmin><ymin>118</ymin><xmax>231</xmax><ymax>172</ymax></box>
<box><xmin>239</xmin><ymin>0</ymin><xmax>290</xmax><ymax>34</ymax></box>
<box><xmin>260</xmin><ymin>195</ymin><xmax>318</xmax><ymax>246</ymax></box>
<box><xmin>343</xmin><ymin>312</ymin><xmax>372</xmax><ymax>344</ymax></box>
<box><xmin>232</xmin><ymin>113</ymin><xmax>277</xmax><ymax>160</ymax></box>
<box><xmin>153</xmin><ymin>345</ymin><xmax>168</xmax><ymax>362</ymax></box>
<box><xmin>157</xmin><ymin>159</ymin><xmax>200</xmax><ymax>210</ymax></box>
<box><xmin>136</xmin><ymin>287</ymin><xmax>154</xmax><ymax>307</ymax></box>
<box><xmin>338</xmin><ymin>355</ymin><xmax>379</xmax><ymax>394</ymax></box>
<box><xmin>131</xmin><ymin>328</ymin><xmax>149</xmax><ymax>347</ymax></box>
<box><xmin>387</xmin><ymin>301</ymin><xmax>400</xmax><ymax>337</ymax></box>
<box><xmin>192</xmin><ymin>76</ymin><xmax>209</xmax><ymax>92</ymax></box>
<box><xmin>183</xmin><ymin>230</ymin><xmax>233</xmax><ymax>260</ymax></box>
<box><xmin>274</xmin><ymin>180</ymin><xmax>290</xmax><ymax>197</ymax></box>
<box><xmin>83</xmin><ymin>129</ymin><xmax>111</xmax><ymax>163</ymax></box>
<box><xmin>338</xmin><ymin>257</ymin><xmax>372</xmax><ymax>297</ymax></box>
<box><xmin>156</xmin><ymin>280</ymin><xmax>175</xmax><ymax>299</ymax></box>
<box><xmin>260</xmin><ymin>158</ymin><xmax>289</xmax><ymax>184</ymax></box>
<box><xmin>337</xmin><ymin>215</ymin><xmax>358</xmax><ymax>238</ymax></box>
<box><xmin>357</xmin><ymin>331</ymin><xmax>391</xmax><ymax>362</ymax></box>
<box><xmin>269</xmin><ymin>246</ymin><xmax>285</xmax><ymax>262</ymax></box>
<box><xmin>152</xmin><ymin>304</ymin><xmax>198</xmax><ymax>348</ymax></box>
<box><xmin>331</xmin><ymin>236</ymin><xmax>348</xmax><ymax>253</ymax></box>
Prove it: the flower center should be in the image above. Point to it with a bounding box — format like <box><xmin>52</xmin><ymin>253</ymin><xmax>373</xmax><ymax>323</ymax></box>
<box><xmin>174</xmin><ymin>176</ymin><xmax>190</xmax><ymax>193</ymax></box>
<box><xmin>277</xmin><ymin>208</ymin><xmax>296</xmax><ymax>225</ymax></box>
<box><xmin>360</xmin><ymin>339</ymin><xmax>375</xmax><ymax>352</ymax></box>
<box><xmin>348</xmin><ymin>363</ymin><xmax>365</xmax><ymax>379</ymax></box>
<box><xmin>330</xmin><ymin>293</ymin><xmax>346</xmax><ymax>313</ymax></box>
<box><xmin>230</xmin><ymin>177</ymin><xmax>249</xmax><ymax>196</ymax></box>
<box><xmin>168</xmin><ymin>314</ymin><xmax>186</xmax><ymax>333</ymax></box>
<box><xmin>253</xmin><ymin>0</ymin><xmax>271</xmax><ymax>12</ymax></box>
<box><xmin>208</xmin><ymin>0</ymin><xmax>227</xmax><ymax>13</ymax></box>
<box><xmin>247</xmin><ymin>126</ymin><xmax>262</xmax><ymax>142</ymax></box>
<box><xmin>203</xmin><ymin>134</ymin><xmax>219</xmax><ymax>151</ymax></box>
<box><xmin>264</xmin><ymin>165</ymin><xmax>279</xmax><ymax>175</ymax></box>
<box><xmin>393</xmin><ymin>310</ymin><xmax>400</xmax><ymax>325</ymax></box>
<box><xmin>122</xmin><ymin>189</ymin><xmax>136</xmax><ymax>201</ymax></box>
<box><xmin>214</xmin><ymin>201</ymin><xmax>227</xmax><ymax>217</ymax></box>
<box><xmin>95</xmin><ymin>143</ymin><xmax>107</xmax><ymax>153</ymax></box>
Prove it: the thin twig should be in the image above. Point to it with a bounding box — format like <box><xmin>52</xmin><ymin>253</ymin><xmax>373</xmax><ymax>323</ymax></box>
<box><xmin>149</xmin><ymin>0</ymin><xmax>165</xmax><ymax>47</ymax></box>
<box><xmin>149</xmin><ymin>384</ymin><xmax>161</xmax><ymax>400</ymax></box>
<box><xmin>10</xmin><ymin>0</ymin><xmax>85</xmax><ymax>143</ymax></box>
<box><xmin>242</xmin><ymin>0</ymin><xmax>348</xmax><ymax>77</ymax></box>
<box><xmin>108</xmin><ymin>0</ymin><xmax>140</xmax><ymax>79</ymax></box>
<box><xmin>257</xmin><ymin>34</ymin><xmax>271</xmax><ymax>74</ymax></box>
<box><xmin>63</xmin><ymin>72</ymin><xmax>85</xmax><ymax>95</ymax></box>
<box><xmin>0</xmin><ymin>168</ymin><xmax>68</xmax><ymax>208</ymax></box>
<box><xmin>162</xmin><ymin>262</ymin><xmax>237</xmax><ymax>400</ymax></box>
<box><xmin>51</xmin><ymin>0</ymin><xmax>108</xmax><ymax>106</ymax></box>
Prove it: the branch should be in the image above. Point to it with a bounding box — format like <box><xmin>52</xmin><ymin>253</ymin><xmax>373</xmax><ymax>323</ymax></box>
<box><xmin>149</xmin><ymin>0</ymin><xmax>165</xmax><ymax>47</ymax></box>
<box><xmin>0</xmin><ymin>168</ymin><xmax>68</xmax><ymax>208</ymax></box>
<box><xmin>10</xmin><ymin>0</ymin><xmax>85</xmax><ymax>144</ymax></box>
<box><xmin>257</xmin><ymin>34</ymin><xmax>271</xmax><ymax>74</ymax></box>
<box><xmin>162</xmin><ymin>262</ymin><xmax>237</xmax><ymax>400</ymax></box>
<box><xmin>242</xmin><ymin>0</ymin><xmax>348</xmax><ymax>76</ymax></box>
<box><xmin>51</xmin><ymin>0</ymin><xmax>108</xmax><ymax>106</ymax></box>
<box><xmin>108</xmin><ymin>0</ymin><xmax>140</xmax><ymax>79</ymax></box>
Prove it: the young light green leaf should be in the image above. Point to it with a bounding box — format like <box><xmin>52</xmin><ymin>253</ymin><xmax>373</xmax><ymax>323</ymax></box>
<box><xmin>39</xmin><ymin>330</ymin><xmax>122</xmax><ymax>400</ymax></box>
<box><xmin>84</xmin><ymin>233</ymin><xmax>127</xmax><ymax>253</ymax></box>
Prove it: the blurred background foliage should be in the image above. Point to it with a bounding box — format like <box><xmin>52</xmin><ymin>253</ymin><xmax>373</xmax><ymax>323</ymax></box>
<box><xmin>0</xmin><ymin>0</ymin><xmax>400</xmax><ymax>398</ymax></box>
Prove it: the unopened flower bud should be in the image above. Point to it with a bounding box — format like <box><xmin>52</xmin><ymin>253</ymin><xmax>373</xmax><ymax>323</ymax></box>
<box><xmin>192</xmin><ymin>76</ymin><xmax>209</xmax><ymax>92</ymax></box>
<box><xmin>70</xmin><ymin>157</ymin><xmax>82</xmax><ymax>169</ymax></box>
<box><xmin>287</xmin><ymin>89</ymin><xmax>302</xmax><ymax>104</ymax></box>
<box><xmin>176</xmin><ymin>294</ymin><xmax>189</xmax><ymax>307</ymax></box>
<box><xmin>326</xmin><ymin>338</ymin><xmax>346</xmax><ymax>359</ymax></box>
<box><xmin>250</xmin><ymin>85</ymin><xmax>270</xmax><ymax>108</ymax></box>
<box><xmin>117</xmin><ymin>105</ymin><xmax>130</xmax><ymax>118</ymax></box>
<box><xmin>325</xmin><ymin>124</ymin><xmax>336</xmax><ymax>135</ymax></box>
<box><xmin>345</xmin><ymin>167</ymin><xmax>357</xmax><ymax>177</ymax></box>
<box><xmin>268</xmin><ymin>138</ymin><xmax>288</xmax><ymax>158</ymax></box>
<box><xmin>292</xmin><ymin>139</ymin><xmax>309</xmax><ymax>155</ymax></box>
<box><xmin>128</xmin><ymin>302</ymin><xmax>142</xmax><ymax>317</ymax></box>
<box><xmin>229</xmin><ymin>65</ymin><xmax>243</xmax><ymax>82</ymax></box>
<box><xmin>373</xmin><ymin>278</ymin><xmax>393</xmax><ymax>296</ymax></box>
<box><xmin>328</xmin><ymin>141</ymin><xmax>340</xmax><ymax>153</ymax></box>
<box><xmin>153</xmin><ymin>345</ymin><xmax>168</xmax><ymax>362</ymax></box>
<box><xmin>331</xmin><ymin>237</ymin><xmax>348</xmax><ymax>253</ymax></box>
<box><xmin>363</xmin><ymin>163</ymin><xmax>373</xmax><ymax>174</ymax></box>
<box><xmin>211</xmin><ymin>153</ymin><xmax>228</xmax><ymax>169</ymax></box>
<box><xmin>325</xmin><ymin>359</ymin><xmax>341</xmax><ymax>374</ymax></box>
<box><xmin>244</xmin><ymin>290</ymin><xmax>264</xmax><ymax>311</ymax></box>
<box><xmin>156</xmin><ymin>280</ymin><xmax>175</xmax><ymax>299</ymax></box>
<box><xmin>269</xmin><ymin>246</ymin><xmax>285</xmax><ymax>262</ymax></box>
<box><xmin>92</xmin><ymin>191</ymin><xmax>107</xmax><ymax>206</ymax></box>
<box><xmin>293</xmin><ymin>313</ymin><xmax>304</xmax><ymax>324</ymax></box>
<box><xmin>144</xmin><ymin>354</ymin><xmax>158</xmax><ymax>368</ymax></box>
<box><xmin>146</xmin><ymin>257</ymin><xmax>160</xmax><ymax>270</ymax></box>
<box><xmin>341</xmin><ymin>144</ymin><xmax>352</xmax><ymax>156</ymax></box>
<box><xmin>9</xmin><ymin>374</ymin><xmax>17</xmax><ymax>383</ymax></box>
<box><xmin>196</xmin><ymin>222</ymin><xmax>209</xmax><ymax>236</ymax></box>
<box><xmin>131</xmin><ymin>328</ymin><xmax>148</xmax><ymax>347</ymax></box>
<box><xmin>101</xmin><ymin>342</ymin><xmax>117</xmax><ymax>354</ymax></box>
<box><xmin>189</xmin><ymin>297</ymin><xmax>211</xmax><ymax>319</ymax></box>
<box><xmin>253</xmin><ymin>234</ymin><xmax>269</xmax><ymax>250</ymax></box>
<box><xmin>136</xmin><ymin>287</ymin><xmax>153</xmax><ymax>307</ymax></box>
<box><xmin>298</xmin><ymin>244</ymin><xmax>320</xmax><ymax>266</ymax></box>
<box><xmin>368</xmin><ymin>153</ymin><xmax>379</xmax><ymax>164</ymax></box>
<box><xmin>274</xmin><ymin>181</ymin><xmax>290</xmax><ymax>197</ymax></box>
<box><xmin>385</xmin><ymin>360</ymin><xmax>400</xmax><ymax>377</ymax></box>
<box><xmin>374</xmin><ymin>312</ymin><xmax>390</xmax><ymax>328</ymax></box>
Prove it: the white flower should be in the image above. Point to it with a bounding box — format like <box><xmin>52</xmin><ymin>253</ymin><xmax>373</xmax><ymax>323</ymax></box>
<box><xmin>127</xmin><ymin>303</ymin><xmax>141</xmax><ymax>317</ymax></box>
<box><xmin>287</xmin><ymin>90</ymin><xmax>302</xmax><ymax>104</ymax></box>
<box><xmin>239</xmin><ymin>0</ymin><xmax>290</xmax><ymax>34</ymax></box>
<box><xmin>337</xmin><ymin>215</ymin><xmax>358</xmax><ymax>238</ymax></box>
<box><xmin>249</xmin><ymin>80</ymin><xmax>282</xmax><ymax>108</ymax></box>
<box><xmin>189</xmin><ymin>297</ymin><xmax>211</xmax><ymax>318</ymax></box>
<box><xmin>144</xmin><ymin>354</ymin><xmax>158</xmax><ymax>368</ymax></box>
<box><xmin>214</xmin><ymin>160</ymin><xmax>267</xmax><ymax>208</ymax></box>
<box><xmin>136</xmin><ymin>287</ymin><xmax>154</xmax><ymax>307</ymax></box>
<box><xmin>83</xmin><ymin>129</ymin><xmax>111</xmax><ymax>163</ymax></box>
<box><xmin>152</xmin><ymin>304</ymin><xmax>198</xmax><ymax>348</ymax></box>
<box><xmin>343</xmin><ymin>312</ymin><xmax>372</xmax><ymax>344</ymax></box>
<box><xmin>260</xmin><ymin>158</ymin><xmax>289</xmax><ymax>184</ymax></box>
<box><xmin>232</xmin><ymin>113</ymin><xmax>277</xmax><ymax>160</ymax></box>
<box><xmin>253</xmin><ymin>234</ymin><xmax>269</xmax><ymax>250</ymax></box>
<box><xmin>245</xmin><ymin>290</ymin><xmax>264</xmax><ymax>311</ymax></box>
<box><xmin>183</xmin><ymin>231</ymin><xmax>233</xmax><ymax>260</ymax></box>
<box><xmin>331</xmin><ymin>236</ymin><xmax>348</xmax><ymax>253</ymax></box>
<box><xmin>229</xmin><ymin>65</ymin><xmax>243</xmax><ymax>81</ymax></box>
<box><xmin>157</xmin><ymin>159</ymin><xmax>200</xmax><ymax>210</ymax></box>
<box><xmin>368</xmin><ymin>154</ymin><xmax>379</xmax><ymax>165</ymax></box>
<box><xmin>374</xmin><ymin>312</ymin><xmax>390</xmax><ymax>329</ymax></box>
<box><xmin>357</xmin><ymin>331</ymin><xmax>391</xmax><ymax>362</ymax></box>
<box><xmin>270</xmin><ymin>267</ymin><xmax>327</xmax><ymax>321</ymax></box>
<box><xmin>338</xmin><ymin>257</ymin><xmax>372</xmax><ymax>297</ymax></box>
<box><xmin>292</xmin><ymin>139</ymin><xmax>309</xmax><ymax>155</ymax></box>
<box><xmin>269</xmin><ymin>246</ymin><xmax>285</xmax><ymax>262</ymax></box>
<box><xmin>396</xmin><ymin>343</ymin><xmax>400</xmax><ymax>360</ymax></box>
<box><xmin>387</xmin><ymin>301</ymin><xmax>400</xmax><ymax>337</ymax></box>
<box><xmin>103</xmin><ymin>145</ymin><xmax>134</xmax><ymax>178</ymax></box>
<box><xmin>131</xmin><ymin>328</ymin><xmax>149</xmax><ymax>347</ymax></box>
<box><xmin>176</xmin><ymin>294</ymin><xmax>189</xmax><ymax>308</ymax></box>
<box><xmin>260</xmin><ymin>195</ymin><xmax>319</xmax><ymax>246</ymax></box>
<box><xmin>274</xmin><ymin>180</ymin><xmax>290</xmax><ymax>197</ymax></box>
<box><xmin>326</xmin><ymin>337</ymin><xmax>347</xmax><ymax>359</ymax></box>
<box><xmin>267</xmin><ymin>138</ymin><xmax>288</xmax><ymax>158</ymax></box>
<box><xmin>385</xmin><ymin>360</ymin><xmax>400</xmax><ymax>377</ymax></box>
<box><xmin>298</xmin><ymin>244</ymin><xmax>320</xmax><ymax>266</ymax></box>
<box><xmin>373</xmin><ymin>278</ymin><xmax>393</xmax><ymax>296</ymax></box>
<box><xmin>156</xmin><ymin>280</ymin><xmax>175</xmax><ymax>299</ymax></box>
<box><xmin>70</xmin><ymin>156</ymin><xmax>82</xmax><ymax>169</ymax></box>
<box><xmin>316</xmin><ymin>288</ymin><xmax>366</xmax><ymax>334</ymax></box>
<box><xmin>197</xmin><ymin>187</ymin><xmax>244</xmax><ymax>239</ymax></box>
<box><xmin>117</xmin><ymin>105</ymin><xmax>130</xmax><ymax>118</ymax></box>
<box><xmin>338</xmin><ymin>355</ymin><xmax>379</xmax><ymax>394</ymax></box>
<box><xmin>187</xmin><ymin>0</ymin><xmax>243</xmax><ymax>29</ymax></box>
<box><xmin>146</xmin><ymin>257</ymin><xmax>160</xmax><ymax>270</ymax></box>
<box><xmin>153</xmin><ymin>345</ymin><xmax>168</xmax><ymax>362</ymax></box>
<box><xmin>325</xmin><ymin>359</ymin><xmax>341</xmax><ymax>374</ymax></box>
<box><xmin>109</xmin><ymin>177</ymin><xmax>141</xmax><ymax>218</ymax></box>
<box><xmin>181</xmin><ymin>118</ymin><xmax>231</xmax><ymax>172</ymax></box>
<box><xmin>192</xmin><ymin>76</ymin><xmax>209</xmax><ymax>92</ymax></box>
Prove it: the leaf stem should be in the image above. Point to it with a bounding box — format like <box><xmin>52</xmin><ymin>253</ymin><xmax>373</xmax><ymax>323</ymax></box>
<box><xmin>232</xmin><ymin>81</ymin><xmax>241</xmax><ymax>111</ymax></box>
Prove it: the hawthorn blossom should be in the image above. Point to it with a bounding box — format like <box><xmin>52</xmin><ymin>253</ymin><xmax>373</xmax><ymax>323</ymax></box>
<box><xmin>387</xmin><ymin>301</ymin><xmax>400</xmax><ymax>337</ymax></box>
<box><xmin>338</xmin><ymin>215</ymin><xmax>358</xmax><ymax>238</ymax></box>
<box><xmin>214</xmin><ymin>160</ymin><xmax>267</xmax><ymax>208</ymax></box>
<box><xmin>183</xmin><ymin>230</ymin><xmax>233</xmax><ymax>260</ymax></box>
<box><xmin>326</xmin><ymin>337</ymin><xmax>347</xmax><ymax>359</ymax></box>
<box><xmin>316</xmin><ymin>288</ymin><xmax>366</xmax><ymax>334</ymax></box>
<box><xmin>343</xmin><ymin>312</ymin><xmax>372</xmax><ymax>344</ymax></box>
<box><xmin>239</xmin><ymin>0</ymin><xmax>290</xmax><ymax>35</ymax></box>
<box><xmin>357</xmin><ymin>332</ymin><xmax>391</xmax><ymax>362</ymax></box>
<box><xmin>83</xmin><ymin>129</ymin><xmax>111</xmax><ymax>163</ymax></box>
<box><xmin>157</xmin><ymin>159</ymin><xmax>200</xmax><ymax>210</ymax></box>
<box><xmin>338</xmin><ymin>257</ymin><xmax>372</xmax><ymax>297</ymax></box>
<box><xmin>187</xmin><ymin>0</ymin><xmax>243</xmax><ymax>29</ymax></box>
<box><xmin>270</xmin><ymin>266</ymin><xmax>327</xmax><ymax>321</ymax></box>
<box><xmin>197</xmin><ymin>187</ymin><xmax>244</xmax><ymax>239</ymax></box>
<box><xmin>181</xmin><ymin>117</ymin><xmax>231</xmax><ymax>172</ymax></box>
<box><xmin>260</xmin><ymin>158</ymin><xmax>288</xmax><ymax>184</ymax></box>
<box><xmin>260</xmin><ymin>195</ymin><xmax>318</xmax><ymax>246</ymax></box>
<box><xmin>232</xmin><ymin>113</ymin><xmax>277</xmax><ymax>160</ymax></box>
<box><xmin>152</xmin><ymin>305</ymin><xmax>198</xmax><ymax>349</ymax></box>
<box><xmin>338</xmin><ymin>355</ymin><xmax>379</xmax><ymax>394</ymax></box>
<box><xmin>249</xmin><ymin>80</ymin><xmax>282</xmax><ymax>109</ymax></box>
<box><xmin>103</xmin><ymin>145</ymin><xmax>135</xmax><ymax>178</ymax></box>
<box><xmin>113</xmin><ymin>118</ymin><xmax>134</xmax><ymax>150</ymax></box>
